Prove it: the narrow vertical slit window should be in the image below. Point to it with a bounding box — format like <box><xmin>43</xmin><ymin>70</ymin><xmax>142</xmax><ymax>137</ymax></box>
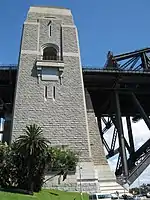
<box><xmin>48</xmin><ymin>21</ymin><xmax>52</xmax><ymax>37</ymax></box>
<box><xmin>53</xmin><ymin>86</ymin><xmax>56</xmax><ymax>100</ymax></box>
<box><xmin>49</xmin><ymin>25</ymin><xmax>52</xmax><ymax>37</ymax></box>
<box><xmin>44</xmin><ymin>86</ymin><xmax>48</xmax><ymax>100</ymax></box>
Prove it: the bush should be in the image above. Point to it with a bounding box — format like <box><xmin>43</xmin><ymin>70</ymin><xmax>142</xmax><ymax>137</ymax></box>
<box><xmin>0</xmin><ymin>125</ymin><xmax>78</xmax><ymax>193</ymax></box>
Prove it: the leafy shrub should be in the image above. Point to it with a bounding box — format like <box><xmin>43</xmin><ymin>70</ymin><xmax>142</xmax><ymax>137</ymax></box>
<box><xmin>0</xmin><ymin>125</ymin><xmax>78</xmax><ymax>192</ymax></box>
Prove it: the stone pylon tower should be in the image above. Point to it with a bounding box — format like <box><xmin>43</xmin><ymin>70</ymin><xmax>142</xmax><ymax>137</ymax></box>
<box><xmin>12</xmin><ymin>6</ymin><xmax>124</xmax><ymax>193</ymax></box>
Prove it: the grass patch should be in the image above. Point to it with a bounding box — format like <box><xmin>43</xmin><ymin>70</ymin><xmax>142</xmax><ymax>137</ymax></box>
<box><xmin>0</xmin><ymin>189</ymin><xmax>89</xmax><ymax>200</ymax></box>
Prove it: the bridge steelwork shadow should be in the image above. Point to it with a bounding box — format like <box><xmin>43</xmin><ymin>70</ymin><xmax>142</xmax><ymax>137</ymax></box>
<box><xmin>0</xmin><ymin>65</ymin><xmax>17</xmax><ymax>144</ymax></box>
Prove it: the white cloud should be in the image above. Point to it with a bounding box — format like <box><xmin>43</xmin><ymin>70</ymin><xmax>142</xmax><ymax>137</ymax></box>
<box><xmin>102</xmin><ymin>118</ymin><xmax>150</xmax><ymax>187</ymax></box>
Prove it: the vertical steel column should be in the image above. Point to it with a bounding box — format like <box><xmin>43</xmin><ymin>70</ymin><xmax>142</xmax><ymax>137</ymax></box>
<box><xmin>114</xmin><ymin>91</ymin><xmax>128</xmax><ymax>177</ymax></box>
<box><xmin>126</xmin><ymin>117</ymin><xmax>135</xmax><ymax>155</ymax></box>
<box><xmin>132</xmin><ymin>93</ymin><xmax>150</xmax><ymax>130</ymax></box>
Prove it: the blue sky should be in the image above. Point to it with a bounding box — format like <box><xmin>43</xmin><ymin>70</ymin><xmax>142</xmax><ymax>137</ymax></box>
<box><xmin>1</xmin><ymin>0</ymin><xmax>150</xmax><ymax>66</ymax></box>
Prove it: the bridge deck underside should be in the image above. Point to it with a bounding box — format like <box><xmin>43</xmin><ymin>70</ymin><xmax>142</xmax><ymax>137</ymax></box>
<box><xmin>0</xmin><ymin>69</ymin><xmax>17</xmax><ymax>116</ymax></box>
<box><xmin>83</xmin><ymin>70</ymin><xmax>150</xmax><ymax>185</ymax></box>
<box><xmin>83</xmin><ymin>70</ymin><xmax>150</xmax><ymax>117</ymax></box>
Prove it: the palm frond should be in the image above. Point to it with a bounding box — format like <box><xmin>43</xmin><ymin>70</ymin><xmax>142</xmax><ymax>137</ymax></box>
<box><xmin>14</xmin><ymin>124</ymin><xmax>50</xmax><ymax>156</ymax></box>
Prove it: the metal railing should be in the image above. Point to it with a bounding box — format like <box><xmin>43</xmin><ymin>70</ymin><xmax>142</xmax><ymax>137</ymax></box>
<box><xmin>0</xmin><ymin>64</ymin><xmax>18</xmax><ymax>69</ymax></box>
<box><xmin>82</xmin><ymin>67</ymin><xmax>150</xmax><ymax>73</ymax></box>
<box><xmin>37</xmin><ymin>55</ymin><xmax>63</xmax><ymax>62</ymax></box>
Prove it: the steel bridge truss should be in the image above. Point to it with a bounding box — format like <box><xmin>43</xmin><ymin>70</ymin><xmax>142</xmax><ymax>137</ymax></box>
<box><xmin>98</xmin><ymin>48</ymin><xmax>150</xmax><ymax>185</ymax></box>
<box><xmin>99</xmin><ymin>110</ymin><xmax>150</xmax><ymax>186</ymax></box>
<box><xmin>104</xmin><ymin>48</ymin><xmax>150</xmax><ymax>71</ymax></box>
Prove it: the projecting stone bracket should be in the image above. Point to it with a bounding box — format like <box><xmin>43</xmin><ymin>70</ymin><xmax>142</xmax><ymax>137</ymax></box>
<box><xmin>35</xmin><ymin>59</ymin><xmax>64</xmax><ymax>84</ymax></box>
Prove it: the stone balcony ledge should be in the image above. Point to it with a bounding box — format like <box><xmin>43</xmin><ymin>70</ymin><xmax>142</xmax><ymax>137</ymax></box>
<box><xmin>35</xmin><ymin>59</ymin><xmax>64</xmax><ymax>71</ymax></box>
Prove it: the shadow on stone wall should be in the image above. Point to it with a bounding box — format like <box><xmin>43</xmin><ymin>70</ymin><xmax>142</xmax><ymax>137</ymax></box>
<box><xmin>31</xmin><ymin>65</ymin><xmax>37</xmax><ymax>77</ymax></box>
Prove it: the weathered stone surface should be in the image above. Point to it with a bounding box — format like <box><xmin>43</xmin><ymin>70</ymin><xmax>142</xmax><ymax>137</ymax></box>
<box><xmin>87</xmin><ymin>111</ymin><xmax>107</xmax><ymax>165</ymax></box>
<box><xmin>22</xmin><ymin>24</ymin><xmax>38</xmax><ymax>51</ymax></box>
<box><xmin>11</xmin><ymin>6</ymin><xmax>124</xmax><ymax>193</ymax></box>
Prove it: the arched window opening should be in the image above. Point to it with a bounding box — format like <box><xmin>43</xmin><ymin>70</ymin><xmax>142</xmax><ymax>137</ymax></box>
<box><xmin>43</xmin><ymin>47</ymin><xmax>57</xmax><ymax>60</ymax></box>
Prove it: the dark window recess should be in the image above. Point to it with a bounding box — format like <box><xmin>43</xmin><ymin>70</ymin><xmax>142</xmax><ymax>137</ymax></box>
<box><xmin>43</xmin><ymin>47</ymin><xmax>57</xmax><ymax>60</ymax></box>
<box><xmin>45</xmin><ymin>86</ymin><xmax>48</xmax><ymax>99</ymax></box>
<box><xmin>47</xmin><ymin>21</ymin><xmax>52</xmax><ymax>37</ymax></box>
<box><xmin>49</xmin><ymin>25</ymin><xmax>52</xmax><ymax>36</ymax></box>
<box><xmin>53</xmin><ymin>86</ymin><xmax>56</xmax><ymax>100</ymax></box>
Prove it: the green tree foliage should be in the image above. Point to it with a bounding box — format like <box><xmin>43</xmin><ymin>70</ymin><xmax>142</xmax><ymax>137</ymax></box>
<box><xmin>129</xmin><ymin>184</ymin><xmax>150</xmax><ymax>195</ymax></box>
<box><xmin>0</xmin><ymin>143</ymin><xmax>18</xmax><ymax>188</ymax></box>
<box><xmin>44</xmin><ymin>147</ymin><xmax>78</xmax><ymax>184</ymax></box>
<box><xmin>49</xmin><ymin>147</ymin><xmax>78</xmax><ymax>172</ymax></box>
<box><xmin>12</xmin><ymin>124</ymin><xmax>50</xmax><ymax>192</ymax></box>
<box><xmin>0</xmin><ymin>142</ymin><xmax>8</xmax><ymax>163</ymax></box>
<box><xmin>0</xmin><ymin>124</ymin><xmax>78</xmax><ymax>193</ymax></box>
<box><xmin>129</xmin><ymin>187</ymin><xmax>140</xmax><ymax>195</ymax></box>
<box><xmin>14</xmin><ymin>124</ymin><xmax>50</xmax><ymax>156</ymax></box>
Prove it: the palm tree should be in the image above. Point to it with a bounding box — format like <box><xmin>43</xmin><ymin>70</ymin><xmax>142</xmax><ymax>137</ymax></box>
<box><xmin>14</xmin><ymin>124</ymin><xmax>50</xmax><ymax>191</ymax></box>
